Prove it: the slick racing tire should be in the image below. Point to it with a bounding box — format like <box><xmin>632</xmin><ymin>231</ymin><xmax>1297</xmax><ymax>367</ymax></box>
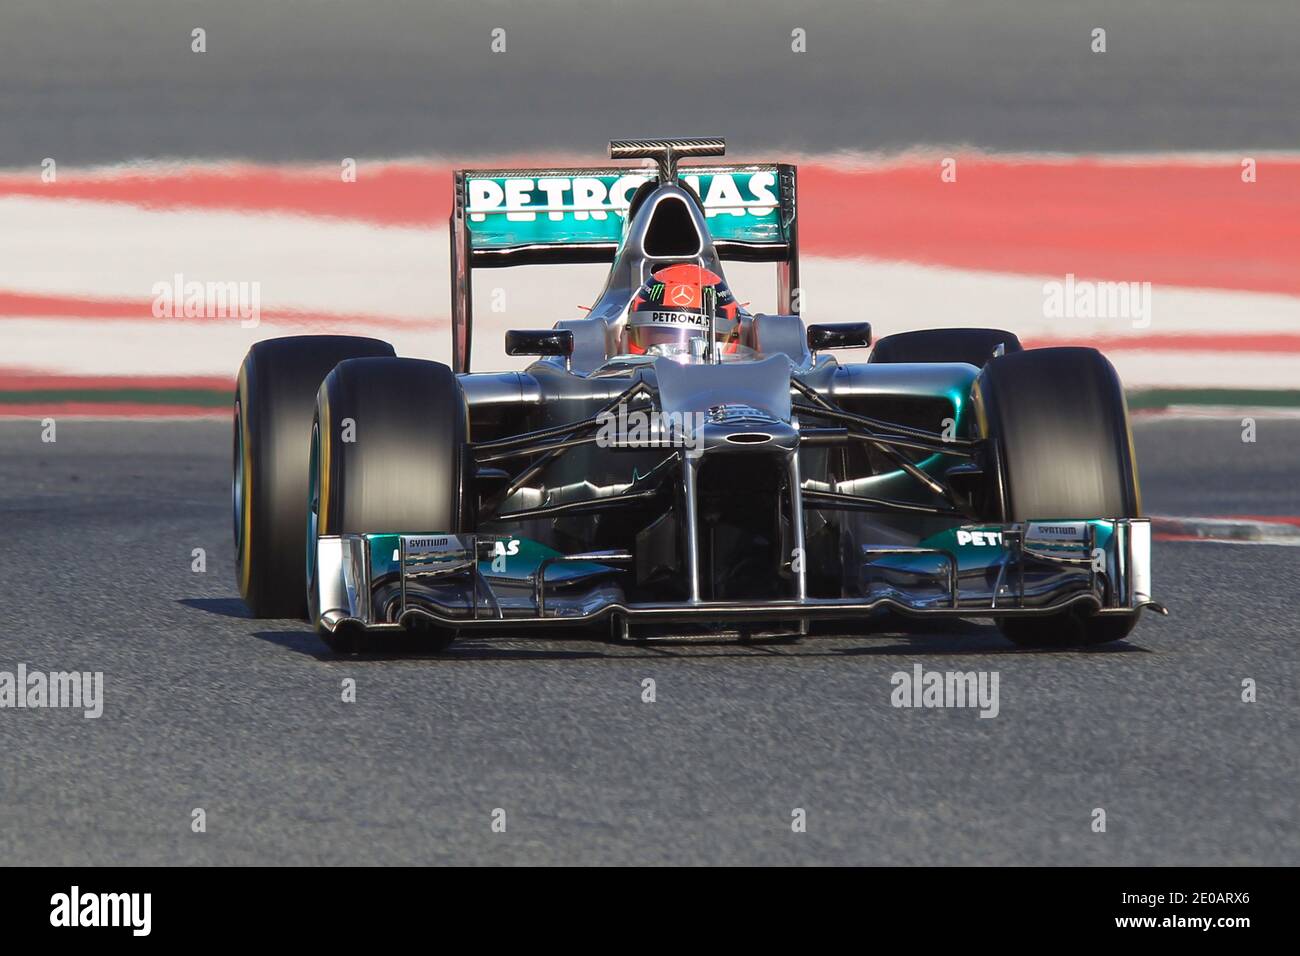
<box><xmin>869</xmin><ymin>328</ymin><xmax>1023</xmax><ymax>367</ymax></box>
<box><xmin>975</xmin><ymin>347</ymin><xmax>1142</xmax><ymax>648</ymax></box>
<box><xmin>235</xmin><ymin>335</ymin><xmax>396</xmax><ymax>618</ymax></box>
<box><xmin>308</xmin><ymin>357</ymin><xmax>471</xmax><ymax>654</ymax></box>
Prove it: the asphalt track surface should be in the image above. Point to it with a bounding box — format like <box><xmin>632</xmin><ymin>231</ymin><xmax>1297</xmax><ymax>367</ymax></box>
<box><xmin>2</xmin><ymin>0</ymin><xmax>1298</xmax><ymax>167</ymax></box>
<box><xmin>0</xmin><ymin>418</ymin><xmax>1296</xmax><ymax>865</ymax></box>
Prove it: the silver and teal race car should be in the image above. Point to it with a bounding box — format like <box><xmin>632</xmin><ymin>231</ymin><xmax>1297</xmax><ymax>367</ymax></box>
<box><xmin>233</xmin><ymin>138</ymin><xmax>1164</xmax><ymax>652</ymax></box>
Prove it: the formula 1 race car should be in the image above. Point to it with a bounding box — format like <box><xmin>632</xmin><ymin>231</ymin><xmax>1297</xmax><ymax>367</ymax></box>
<box><xmin>233</xmin><ymin>137</ymin><xmax>1165</xmax><ymax>652</ymax></box>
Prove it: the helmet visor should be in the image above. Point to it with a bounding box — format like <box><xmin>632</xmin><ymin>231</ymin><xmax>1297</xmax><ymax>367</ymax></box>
<box><xmin>629</xmin><ymin>322</ymin><xmax>706</xmax><ymax>357</ymax></box>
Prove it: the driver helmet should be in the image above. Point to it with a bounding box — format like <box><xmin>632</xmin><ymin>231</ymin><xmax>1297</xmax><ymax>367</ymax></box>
<box><xmin>626</xmin><ymin>263</ymin><xmax>741</xmax><ymax>361</ymax></box>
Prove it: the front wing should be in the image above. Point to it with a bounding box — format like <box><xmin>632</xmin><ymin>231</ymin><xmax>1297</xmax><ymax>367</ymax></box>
<box><xmin>313</xmin><ymin>518</ymin><xmax>1161</xmax><ymax>638</ymax></box>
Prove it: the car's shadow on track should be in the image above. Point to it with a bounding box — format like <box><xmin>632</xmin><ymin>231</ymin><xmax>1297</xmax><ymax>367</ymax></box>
<box><xmin>181</xmin><ymin>596</ymin><xmax>1152</xmax><ymax>662</ymax></box>
<box><xmin>180</xmin><ymin>597</ymin><xmax>254</xmax><ymax>619</ymax></box>
<box><xmin>239</xmin><ymin>614</ymin><xmax>1151</xmax><ymax>664</ymax></box>
<box><xmin>250</xmin><ymin>629</ymin><xmax>615</xmax><ymax>662</ymax></box>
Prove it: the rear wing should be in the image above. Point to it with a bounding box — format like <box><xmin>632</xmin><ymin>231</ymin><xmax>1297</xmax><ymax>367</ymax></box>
<box><xmin>449</xmin><ymin>163</ymin><xmax>800</xmax><ymax>372</ymax></box>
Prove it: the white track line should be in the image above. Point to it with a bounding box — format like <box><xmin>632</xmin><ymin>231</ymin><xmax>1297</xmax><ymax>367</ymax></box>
<box><xmin>1151</xmin><ymin>515</ymin><xmax>1300</xmax><ymax>546</ymax></box>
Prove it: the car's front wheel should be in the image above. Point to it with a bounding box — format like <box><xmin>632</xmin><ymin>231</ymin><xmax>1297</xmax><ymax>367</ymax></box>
<box><xmin>307</xmin><ymin>357</ymin><xmax>471</xmax><ymax>653</ymax></box>
<box><xmin>975</xmin><ymin>347</ymin><xmax>1142</xmax><ymax>647</ymax></box>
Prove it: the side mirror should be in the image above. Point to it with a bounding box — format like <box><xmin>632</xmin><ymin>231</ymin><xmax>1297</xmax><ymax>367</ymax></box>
<box><xmin>505</xmin><ymin>329</ymin><xmax>575</xmax><ymax>359</ymax></box>
<box><xmin>807</xmin><ymin>322</ymin><xmax>872</xmax><ymax>352</ymax></box>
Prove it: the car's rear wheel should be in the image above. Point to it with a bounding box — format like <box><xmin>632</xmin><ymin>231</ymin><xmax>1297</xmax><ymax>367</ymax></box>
<box><xmin>308</xmin><ymin>357</ymin><xmax>471</xmax><ymax>653</ymax></box>
<box><xmin>975</xmin><ymin>347</ymin><xmax>1142</xmax><ymax>647</ymax></box>
<box><xmin>235</xmin><ymin>335</ymin><xmax>396</xmax><ymax>618</ymax></box>
<box><xmin>869</xmin><ymin>327</ymin><xmax>1023</xmax><ymax>366</ymax></box>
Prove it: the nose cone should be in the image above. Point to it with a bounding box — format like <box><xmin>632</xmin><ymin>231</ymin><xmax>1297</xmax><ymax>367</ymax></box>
<box><xmin>700</xmin><ymin>404</ymin><xmax>798</xmax><ymax>453</ymax></box>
